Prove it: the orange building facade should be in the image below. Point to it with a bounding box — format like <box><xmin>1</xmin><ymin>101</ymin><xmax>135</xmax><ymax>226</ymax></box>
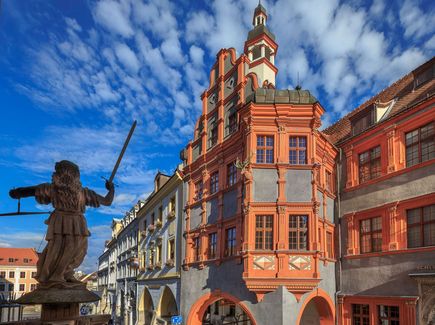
<box><xmin>180</xmin><ymin>4</ymin><xmax>338</xmax><ymax>325</ymax></box>
<box><xmin>324</xmin><ymin>57</ymin><xmax>435</xmax><ymax>325</ymax></box>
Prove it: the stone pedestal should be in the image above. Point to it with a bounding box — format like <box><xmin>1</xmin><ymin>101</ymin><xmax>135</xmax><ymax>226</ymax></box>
<box><xmin>13</xmin><ymin>287</ymin><xmax>110</xmax><ymax>325</ymax></box>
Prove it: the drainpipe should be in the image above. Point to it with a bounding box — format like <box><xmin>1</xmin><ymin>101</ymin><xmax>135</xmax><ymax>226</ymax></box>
<box><xmin>335</xmin><ymin>148</ymin><xmax>343</xmax><ymax>325</ymax></box>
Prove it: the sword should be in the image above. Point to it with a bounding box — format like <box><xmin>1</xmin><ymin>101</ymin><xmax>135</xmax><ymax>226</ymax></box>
<box><xmin>106</xmin><ymin>120</ymin><xmax>137</xmax><ymax>183</ymax></box>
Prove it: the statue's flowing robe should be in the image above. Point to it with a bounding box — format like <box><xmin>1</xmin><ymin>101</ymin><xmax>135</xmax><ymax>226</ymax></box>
<box><xmin>35</xmin><ymin>183</ymin><xmax>99</xmax><ymax>285</ymax></box>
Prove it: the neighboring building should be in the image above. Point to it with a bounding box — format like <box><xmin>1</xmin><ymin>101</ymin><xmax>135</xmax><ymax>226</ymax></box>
<box><xmin>96</xmin><ymin>243</ymin><xmax>110</xmax><ymax>315</ymax></box>
<box><xmin>114</xmin><ymin>204</ymin><xmax>141</xmax><ymax>325</ymax></box>
<box><xmin>324</xmin><ymin>57</ymin><xmax>435</xmax><ymax>325</ymax></box>
<box><xmin>136</xmin><ymin>170</ymin><xmax>183</xmax><ymax>325</ymax></box>
<box><xmin>179</xmin><ymin>4</ymin><xmax>337</xmax><ymax>325</ymax></box>
<box><xmin>0</xmin><ymin>248</ymin><xmax>40</xmax><ymax>322</ymax></box>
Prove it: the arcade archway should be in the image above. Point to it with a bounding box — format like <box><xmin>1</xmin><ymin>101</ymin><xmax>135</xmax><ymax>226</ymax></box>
<box><xmin>137</xmin><ymin>287</ymin><xmax>154</xmax><ymax>325</ymax></box>
<box><xmin>188</xmin><ymin>291</ymin><xmax>257</xmax><ymax>325</ymax></box>
<box><xmin>158</xmin><ymin>286</ymin><xmax>178</xmax><ymax>322</ymax></box>
<box><xmin>297</xmin><ymin>289</ymin><xmax>334</xmax><ymax>325</ymax></box>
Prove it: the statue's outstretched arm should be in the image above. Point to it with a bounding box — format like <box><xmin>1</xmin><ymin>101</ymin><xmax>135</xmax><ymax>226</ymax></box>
<box><xmin>9</xmin><ymin>186</ymin><xmax>37</xmax><ymax>199</ymax></box>
<box><xmin>96</xmin><ymin>181</ymin><xmax>115</xmax><ymax>206</ymax></box>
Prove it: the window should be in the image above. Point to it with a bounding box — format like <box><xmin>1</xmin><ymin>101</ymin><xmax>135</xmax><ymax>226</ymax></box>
<box><xmin>193</xmin><ymin>237</ymin><xmax>201</xmax><ymax>262</ymax></box>
<box><xmin>149</xmin><ymin>249</ymin><xmax>155</xmax><ymax>266</ymax></box>
<box><xmin>158</xmin><ymin>206</ymin><xmax>163</xmax><ymax>223</ymax></box>
<box><xmin>289</xmin><ymin>136</ymin><xmax>307</xmax><ymax>165</ymax></box>
<box><xmin>326</xmin><ymin>232</ymin><xmax>333</xmax><ymax>259</ymax></box>
<box><xmin>20</xmin><ymin>271</ymin><xmax>25</xmax><ymax>279</ymax></box>
<box><xmin>168</xmin><ymin>238</ymin><xmax>175</xmax><ymax>261</ymax></box>
<box><xmin>30</xmin><ymin>284</ymin><xmax>36</xmax><ymax>291</ymax></box>
<box><xmin>208</xmin><ymin>233</ymin><xmax>217</xmax><ymax>259</ymax></box>
<box><xmin>359</xmin><ymin>146</ymin><xmax>381</xmax><ymax>183</ymax></box>
<box><xmin>228</xmin><ymin>112</ymin><xmax>237</xmax><ymax>134</ymax></box>
<box><xmin>210</xmin><ymin>123</ymin><xmax>218</xmax><ymax>147</ymax></box>
<box><xmin>407</xmin><ymin>205</ymin><xmax>435</xmax><ymax>248</ymax></box>
<box><xmin>156</xmin><ymin>244</ymin><xmax>162</xmax><ymax>264</ymax></box>
<box><xmin>351</xmin><ymin>108</ymin><xmax>374</xmax><ymax>136</ymax></box>
<box><xmin>360</xmin><ymin>217</ymin><xmax>382</xmax><ymax>253</ymax></box>
<box><xmin>8</xmin><ymin>284</ymin><xmax>13</xmax><ymax>291</ymax></box>
<box><xmin>289</xmin><ymin>215</ymin><xmax>308</xmax><ymax>250</ymax></box>
<box><xmin>225</xmin><ymin>227</ymin><xmax>237</xmax><ymax>256</ymax></box>
<box><xmin>255</xmin><ymin>215</ymin><xmax>273</xmax><ymax>250</ymax></box>
<box><xmin>23</xmin><ymin>258</ymin><xmax>29</xmax><ymax>263</ymax></box>
<box><xmin>195</xmin><ymin>181</ymin><xmax>203</xmax><ymax>201</ymax></box>
<box><xmin>210</xmin><ymin>172</ymin><xmax>219</xmax><ymax>194</ymax></box>
<box><xmin>170</xmin><ymin>196</ymin><xmax>176</xmax><ymax>214</ymax></box>
<box><xmin>326</xmin><ymin>170</ymin><xmax>334</xmax><ymax>192</ymax></box>
<box><xmin>9</xmin><ymin>271</ymin><xmax>14</xmax><ymax>278</ymax></box>
<box><xmin>0</xmin><ymin>271</ymin><xmax>5</xmax><ymax>278</ymax></box>
<box><xmin>19</xmin><ymin>284</ymin><xmax>25</xmax><ymax>291</ymax></box>
<box><xmin>31</xmin><ymin>271</ymin><xmax>37</xmax><ymax>278</ymax></box>
<box><xmin>406</xmin><ymin>123</ymin><xmax>435</xmax><ymax>167</ymax></box>
<box><xmin>151</xmin><ymin>213</ymin><xmax>155</xmax><ymax>225</ymax></box>
<box><xmin>227</xmin><ymin>163</ymin><xmax>237</xmax><ymax>186</ymax></box>
<box><xmin>352</xmin><ymin>304</ymin><xmax>369</xmax><ymax>325</ymax></box>
<box><xmin>0</xmin><ymin>284</ymin><xmax>4</xmax><ymax>291</ymax></box>
<box><xmin>378</xmin><ymin>305</ymin><xmax>399</xmax><ymax>324</ymax></box>
<box><xmin>256</xmin><ymin>135</ymin><xmax>274</xmax><ymax>164</ymax></box>
<box><xmin>8</xmin><ymin>258</ymin><xmax>14</xmax><ymax>263</ymax></box>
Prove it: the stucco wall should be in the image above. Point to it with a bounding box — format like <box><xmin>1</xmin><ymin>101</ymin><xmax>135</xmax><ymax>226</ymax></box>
<box><xmin>253</xmin><ymin>168</ymin><xmax>278</xmax><ymax>202</ymax></box>
<box><xmin>286</xmin><ymin>169</ymin><xmax>312</xmax><ymax>202</ymax></box>
<box><xmin>206</xmin><ymin>198</ymin><xmax>218</xmax><ymax>224</ymax></box>
<box><xmin>223</xmin><ymin>189</ymin><xmax>238</xmax><ymax>219</ymax></box>
<box><xmin>326</xmin><ymin>196</ymin><xmax>334</xmax><ymax>222</ymax></box>
<box><xmin>190</xmin><ymin>205</ymin><xmax>202</xmax><ymax>230</ymax></box>
<box><xmin>341</xmin><ymin>163</ymin><xmax>435</xmax><ymax>215</ymax></box>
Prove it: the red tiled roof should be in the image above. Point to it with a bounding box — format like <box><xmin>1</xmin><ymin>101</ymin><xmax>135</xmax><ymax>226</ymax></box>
<box><xmin>0</xmin><ymin>248</ymin><xmax>38</xmax><ymax>266</ymax></box>
<box><xmin>323</xmin><ymin>56</ymin><xmax>435</xmax><ymax>144</ymax></box>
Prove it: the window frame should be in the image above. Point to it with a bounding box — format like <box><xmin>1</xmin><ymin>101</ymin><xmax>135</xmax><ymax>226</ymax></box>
<box><xmin>406</xmin><ymin>204</ymin><xmax>435</xmax><ymax>248</ymax></box>
<box><xmin>288</xmin><ymin>215</ymin><xmax>308</xmax><ymax>250</ymax></box>
<box><xmin>195</xmin><ymin>181</ymin><xmax>204</xmax><ymax>201</ymax></box>
<box><xmin>227</xmin><ymin>163</ymin><xmax>237</xmax><ymax>187</ymax></box>
<box><xmin>208</xmin><ymin>232</ymin><xmax>217</xmax><ymax>259</ymax></box>
<box><xmin>20</xmin><ymin>271</ymin><xmax>26</xmax><ymax>279</ymax></box>
<box><xmin>359</xmin><ymin>217</ymin><xmax>382</xmax><ymax>254</ymax></box>
<box><xmin>228</xmin><ymin>112</ymin><xmax>237</xmax><ymax>134</ymax></box>
<box><xmin>351</xmin><ymin>304</ymin><xmax>370</xmax><ymax>325</ymax></box>
<box><xmin>225</xmin><ymin>227</ymin><xmax>237</xmax><ymax>257</ymax></box>
<box><xmin>193</xmin><ymin>237</ymin><xmax>201</xmax><ymax>262</ymax></box>
<box><xmin>405</xmin><ymin>122</ymin><xmax>435</xmax><ymax>167</ymax></box>
<box><xmin>358</xmin><ymin>145</ymin><xmax>381</xmax><ymax>184</ymax></box>
<box><xmin>256</xmin><ymin>135</ymin><xmax>274</xmax><ymax>164</ymax></box>
<box><xmin>378</xmin><ymin>305</ymin><xmax>400</xmax><ymax>324</ymax></box>
<box><xmin>289</xmin><ymin>136</ymin><xmax>307</xmax><ymax>165</ymax></box>
<box><xmin>255</xmin><ymin>215</ymin><xmax>274</xmax><ymax>250</ymax></box>
<box><xmin>210</xmin><ymin>171</ymin><xmax>219</xmax><ymax>194</ymax></box>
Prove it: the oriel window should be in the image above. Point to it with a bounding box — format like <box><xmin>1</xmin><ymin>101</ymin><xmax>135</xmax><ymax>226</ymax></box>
<box><xmin>359</xmin><ymin>146</ymin><xmax>381</xmax><ymax>183</ymax></box>
<box><xmin>289</xmin><ymin>215</ymin><xmax>308</xmax><ymax>250</ymax></box>
<box><xmin>256</xmin><ymin>135</ymin><xmax>274</xmax><ymax>164</ymax></box>
<box><xmin>406</xmin><ymin>122</ymin><xmax>435</xmax><ymax>167</ymax></box>
<box><xmin>407</xmin><ymin>204</ymin><xmax>435</xmax><ymax>248</ymax></box>
<box><xmin>360</xmin><ymin>217</ymin><xmax>382</xmax><ymax>253</ymax></box>
<box><xmin>255</xmin><ymin>215</ymin><xmax>273</xmax><ymax>250</ymax></box>
<box><xmin>289</xmin><ymin>136</ymin><xmax>307</xmax><ymax>165</ymax></box>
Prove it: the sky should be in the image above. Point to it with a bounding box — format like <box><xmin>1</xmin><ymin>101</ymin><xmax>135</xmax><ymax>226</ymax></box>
<box><xmin>0</xmin><ymin>0</ymin><xmax>434</xmax><ymax>272</ymax></box>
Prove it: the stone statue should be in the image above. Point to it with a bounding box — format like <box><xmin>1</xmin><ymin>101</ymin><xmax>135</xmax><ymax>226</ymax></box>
<box><xmin>9</xmin><ymin>160</ymin><xmax>114</xmax><ymax>289</ymax></box>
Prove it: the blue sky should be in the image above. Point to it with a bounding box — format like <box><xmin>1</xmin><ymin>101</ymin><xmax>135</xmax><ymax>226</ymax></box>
<box><xmin>0</xmin><ymin>0</ymin><xmax>433</xmax><ymax>272</ymax></box>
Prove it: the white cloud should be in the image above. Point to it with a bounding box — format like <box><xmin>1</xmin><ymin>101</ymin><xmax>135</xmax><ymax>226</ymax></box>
<box><xmin>114</xmin><ymin>42</ymin><xmax>141</xmax><ymax>74</ymax></box>
<box><xmin>399</xmin><ymin>0</ymin><xmax>435</xmax><ymax>39</ymax></box>
<box><xmin>94</xmin><ymin>0</ymin><xmax>133</xmax><ymax>38</ymax></box>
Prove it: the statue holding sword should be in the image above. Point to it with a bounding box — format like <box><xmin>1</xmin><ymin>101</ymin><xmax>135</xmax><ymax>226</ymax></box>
<box><xmin>8</xmin><ymin>121</ymin><xmax>136</xmax><ymax>289</ymax></box>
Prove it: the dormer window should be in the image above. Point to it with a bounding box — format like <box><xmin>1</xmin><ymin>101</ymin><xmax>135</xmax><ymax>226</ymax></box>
<box><xmin>350</xmin><ymin>106</ymin><xmax>375</xmax><ymax>136</ymax></box>
<box><xmin>413</xmin><ymin>60</ymin><xmax>434</xmax><ymax>89</ymax></box>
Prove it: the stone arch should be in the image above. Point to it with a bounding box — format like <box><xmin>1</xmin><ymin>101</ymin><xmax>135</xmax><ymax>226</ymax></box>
<box><xmin>297</xmin><ymin>288</ymin><xmax>335</xmax><ymax>325</ymax></box>
<box><xmin>157</xmin><ymin>285</ymin><xmax>178</xmax><ymax>322</ymax></box>
<box><xmin>187</xmin><ymin>290</ymin><xmax>257</xmax><ymax>325</ymax></box>
<box><xmin>137</xmin><ymin>287</ymin><xmax>154</xmax><ymax>325</ymax></box>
